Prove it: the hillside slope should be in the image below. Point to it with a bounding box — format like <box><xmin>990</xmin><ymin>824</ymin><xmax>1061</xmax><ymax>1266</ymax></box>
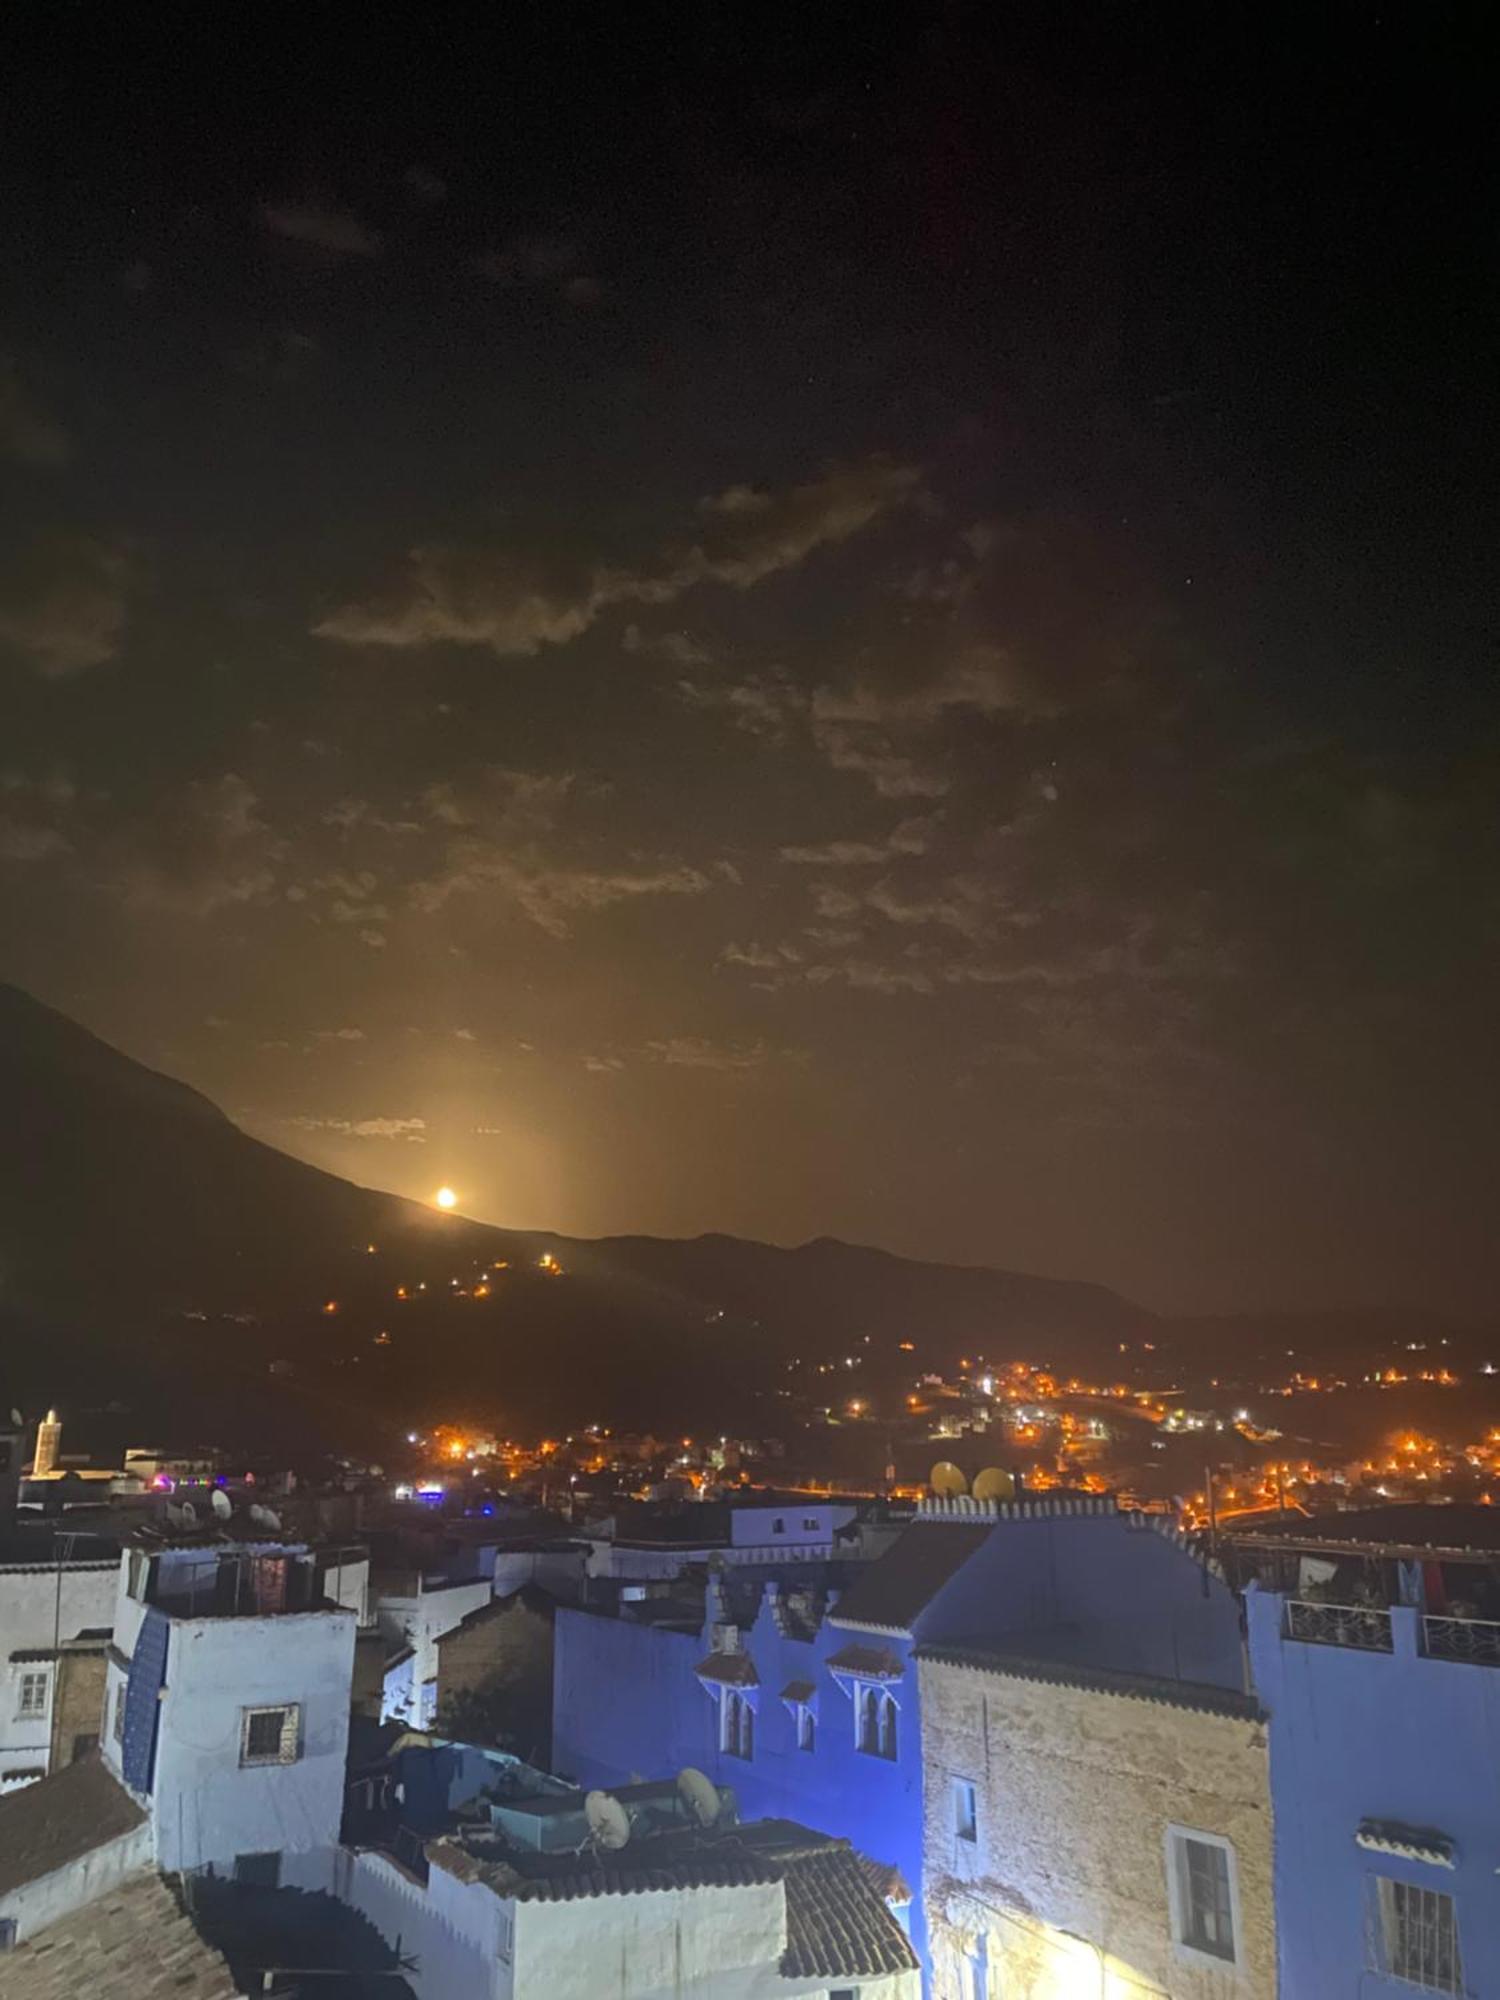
<box><xmin>0</xmin><ymin>985</ymin><xmax>1154</xmax><ymax>1435</ymax></box>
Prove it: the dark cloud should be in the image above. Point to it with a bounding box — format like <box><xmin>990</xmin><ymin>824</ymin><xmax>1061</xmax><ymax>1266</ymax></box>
<box><xmin>0</xmin><ymin>356</ymin><xmax>70</xmax><ymax>468</ymax></box>
<box><xmin>0</xmin><ymin>533</ymin><xmax>128</xmax><ymax>677</ymax></box>
<box><xmin>313</xmin><ymin>459</ymin><xmax>922</xmax><ymax>657</ymax></box>
<box><xmin>258</xmin><ymin>199</ymin><xmax>382</xmax><ymax>258</ymax></box>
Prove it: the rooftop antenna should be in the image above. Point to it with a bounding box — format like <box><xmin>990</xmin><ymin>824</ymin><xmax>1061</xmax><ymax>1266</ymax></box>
<box><xmin>676</xmin><ymin>1767</ymin><xmax>721</xmax><ymax>1828</ymax></box>
<box><xmin>972</xmin><ymin>1467</ymin><xmax>1016</xmax><ymax>1503</ymax></box>
<box><xmin>210</xmin><ymin>1487</ymin><xmax>233</xmax><ymax>1523</ymax></box>
<box><xmin>930</xmin><ymin>1461</ymin><xmax>968</xmax><ymax>1498</ymax></box>
<box><xmin>585</xmin><ymin>1790</ymin><xmax>632</xmax><ymax>1852</ymax></box>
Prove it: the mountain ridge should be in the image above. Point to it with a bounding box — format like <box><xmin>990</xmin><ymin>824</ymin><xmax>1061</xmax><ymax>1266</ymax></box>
<box><xmin>0</xmin><ymin>982</ymin><xmax>1476</xmax><ymax>1444</ymax></box>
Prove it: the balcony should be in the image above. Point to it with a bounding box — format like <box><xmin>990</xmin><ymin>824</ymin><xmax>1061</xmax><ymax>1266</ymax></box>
<box><xmin>1423</xmin><ymin>1614</ymin><xmax>1500</xmax><ymax>1668</ymax></box>
<box><xmin>1284</xmin><ymin>1599</ymin><xmax>1394</xmax><ymax>1652</ymax></box>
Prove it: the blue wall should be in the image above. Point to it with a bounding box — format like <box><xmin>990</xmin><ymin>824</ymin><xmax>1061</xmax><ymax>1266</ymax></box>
<box><xmin>551</xmin><ymin>1509</ymin><xmax>1246</xmax><ymax>1992</ymax></box>
<box><xmin>920</xmin><ymin>1511</ymin><xmax>1245</xmax><ymax>1687</ymax></box>
<box><xmin>552</xmin><ymin>1585</ymin><xmax>927</xmax><ymax>1969</ymax></box>
<box><xmin>1249</xmin><ymin>1587</ymin><xmax>1500</xmax><ymax>1999</ymax></box>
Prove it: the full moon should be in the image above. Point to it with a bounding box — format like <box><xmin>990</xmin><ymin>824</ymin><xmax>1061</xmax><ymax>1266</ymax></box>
<box><xmin>434</xmin><ymin>1186</ymin><xmax>458</xmax><ymax>1210</ymax></box>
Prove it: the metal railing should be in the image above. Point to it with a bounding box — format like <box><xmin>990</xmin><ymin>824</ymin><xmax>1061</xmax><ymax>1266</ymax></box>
<box><xmin>1284</xmin><ymin>1599</ymin><xmax>1394</xmax><ymax>1652</ymax></box>
<box><xmin>1424</xmin><ymin>1614</ymin><xmax>1500</xmax><ymax>1667</ymax></box>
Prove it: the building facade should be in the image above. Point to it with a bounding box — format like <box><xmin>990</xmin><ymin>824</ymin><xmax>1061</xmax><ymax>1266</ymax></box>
<box><xmin>0</xmin><ymin>1541</ymin><xmax>118</xmax><ymax>1791</ymax></box>
<box><xmin>1248</xmin><ymin>1578</ymin><xmax>1500</xmax><ymax>1998</ymax></box>
<box><xmin>919</xmin><ymin>1645</ymin><xmax>1275</xmax><ymax>1998</ymax></box>
<box><xmin>101</xmin><ymin>1531</ymin><xmax>359</xmax><ymax>1884</ymax></box>
<box><xmin>554</xmin><ymin>1495</ymin><xmax>1252</xmax><ymax>1985</ymax></box>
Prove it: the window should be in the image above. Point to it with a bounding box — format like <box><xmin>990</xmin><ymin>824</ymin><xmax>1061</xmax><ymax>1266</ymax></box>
<box><xmin>720</xmin><ymin>1689</ymin><xmax>754</xmax><ymax>1760</ymax></box>
<box><xmin>16</xmin><ymin>1670</ymin><xmax>49</xmax><ymax>1719</ymax></box>
<box><xmin>1371</xmin><ymin>1877</ymin><xmax>1463</xmax><ymax>1995</ymax></box>
<box><xmin>1166</xmin><ymin>1827</ymin><xmax>1239</xmax><ymax>1968</ymax></box>
<box><xmin>240</xmin><ymin>1704</ymin><xmax>300</xmax><ymax>1767</ymax></box>
<box><xmin>796</xmin><ymin>1703</ymin><xmax>816</xmax><ymax>1752</ymax></box>
<box><xmin>234</xmin><ymin>1852</ymin><xmax>282</xmax><ymax>1889</ymax></box>
<box><xmin>802</xmin><ymin>1517</ymin><xmax>819</xmax><ymax>1531</ymax></box>
<box><xmin>856</xmin><ymin>1683</ymin><xmax>898</xmax><ymax>1760</ymax></box>
<box><xmin>954</xmin><ymin>1777</ymin><xmax>978</xmax><ymax>1843</ymax></box>
<box><xmin>113</xmin><ymin>1683</ymin><xmax>126</xmax><ymax>1745</ymax></box>
<box><xmin>0</xmin><ymin>1918</ymin><xmax>17</xmax><ymax>1952</ymax></box>
<box><xmin>772</xmin><ymin>1517</ymin><xmax>785</xmax><ymax>1534</ymax></box>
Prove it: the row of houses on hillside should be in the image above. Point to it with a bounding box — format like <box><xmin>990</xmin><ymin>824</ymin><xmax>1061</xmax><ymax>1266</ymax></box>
<box><xmin>6</xmin><ymin>1491</ymin><xmax>1500</xmax><ymax>1995</ymax></box>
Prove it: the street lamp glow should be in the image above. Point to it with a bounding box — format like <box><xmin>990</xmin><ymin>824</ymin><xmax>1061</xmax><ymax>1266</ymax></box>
<box><xmin>434</xmin><ymin>1186</ymin><xmax>458</xmax><ymax>1210</ymax></box>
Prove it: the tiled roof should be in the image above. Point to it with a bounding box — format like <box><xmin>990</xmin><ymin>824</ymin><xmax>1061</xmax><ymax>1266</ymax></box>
<box><xmin>429</xmin><ymin>1831</ymin><xmax>782</xmax><ymax>1902</ymax></box>
<box><xmin>827</xmin><ymin>1521</ymin><xmax>990</xmax><ymax>1633</ymax></box>
<box><xmin>858</xmin><ymin>1853</ymin><xmax>914</xmax><ymax>1905</ymax></box>
<box><xmin>693</xmin><ymin>1651</ymin><xmax>759</xmax><ymax>1686</ymax></box>
<box><xmin>825</xmin><ymin>1643</ymin><xmax>905</xmax><ymax>1681</ymax></box>
<box><xmin>1</xmin><ymin>1873</ymin><xmax>241</xmax><ymax>2000</ymax></box>
<box><xmin>916</xmin><ymin>1641</ymin><xmax>1265</xmax><ymax>1719</ymax></box>
<box><xmin>1231</xmin><ymin>1502</ymin><xmax>1500</xmax><ymax>1558</ymax></box>
<box><xmin>0</xmin><ymin>1757</ymin><xmax>146</xmax><ymax>1899</ymax></box>
<box><xmin>431</xmin><ymin>1819</ymin><xmax>918</xmax><ymax>1979</ymax></box>
<box><xmin>1356</xmin><ymin>1818</ymin><xmax>1456</xmax><ymax>1868</ymax></box>
<box><xmin>781</xmin><ymin>1843</ymin><xmax>920</xmax><ymax>1981</ymax></box>
<box><xmin>780</xmin><ymin>1678</ymin><xmax>817</xmax><ymax>1703</ymax></box>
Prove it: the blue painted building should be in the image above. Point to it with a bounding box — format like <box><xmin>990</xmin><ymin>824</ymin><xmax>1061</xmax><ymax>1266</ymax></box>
<box><xmin>554</xmin><ymin>1494</ymin><xmax>1247</xmax><ymax>1984</ymax></box>
<box><xmin>1244</xmin><ymin>1506</ymin><xmax>1500</xmax><ymax>1998</ymax></box>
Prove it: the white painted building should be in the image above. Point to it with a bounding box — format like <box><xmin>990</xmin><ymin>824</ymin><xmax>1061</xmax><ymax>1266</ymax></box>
<box><xmin>584</xmin><ymin>1496</ymin><xmax>862</xmax><ymax>1582</ymax></box>
<box><xmin>917</xmin><ymin>1643</ymin><xmax>1276</xmax><ymax>1999</ymax></box>
<box><xmin>101</xmin><ymin>1531</ymin><xmax>361</xmax><ymax>1888</ymax></box>
<box><xmin>337</xmin><ymin>1817</ymin><xmax>919</xmax><ymax>2000</ymax></box>
<box><xmin>374</xmin><ymin>1572</ymin><xmax>493</xmax><ymax>1726</ymax></box>
<box><xmin>0</xmin><ymin>1539</ymin><xmax>118</xmax><ymax>1792</ymax></box>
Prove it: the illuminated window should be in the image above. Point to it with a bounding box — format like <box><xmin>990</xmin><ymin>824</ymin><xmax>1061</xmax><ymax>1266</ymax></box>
<box><xmin>720</xmin><ymin>1689</ymin><xmax>754</xmax><ymax>1760</ymax></box>
<box><xmin>240</xmin><ymin>1703</ymin><xmax>301</xmax><ymax>1766</ymax></box>
<box><xmin>1370</xmin><ymin>1878</ymin><xmax>1463</xmax><ymax>1995</ymax></box>
<box><xmin>856</xmin><ymin>1684</ymin><xmax>898</xmax><ymax>1760</ymax></box>
<box><xmin>954</xmin><ymin>1777</ymin><xmax>978</xmax><ymax>1843</ymax></box>
<box><xmin>1167</xmin><ymin>1827</ymin><xmax>1239</xmax><ymax>1968</ymax></box>
<box><xmin>17</xmin><ymin>1670</ymin><xmax>49</xmax><ymax>1719</ymax></box>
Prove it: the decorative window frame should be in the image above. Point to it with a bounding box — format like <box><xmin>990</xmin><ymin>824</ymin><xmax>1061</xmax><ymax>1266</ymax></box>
<box><xmin>717</xmin><ymin>1685</ymin><xmax>756</xmax><ymax>1759</ymax></box>
<box><xmin>239</xmin><ymin>1702</ymin><xmax>302</xmax><ymax>1768</ymax></box>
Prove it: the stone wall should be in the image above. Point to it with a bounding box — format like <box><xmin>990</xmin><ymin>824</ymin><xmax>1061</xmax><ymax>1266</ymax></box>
<box><xmin>919</xmin><ymin>1654</ymin><xmax>1276</xmax><ymax>1999</ymax></box>
<box><xmin>49</xmin><ymin>1645</ymin><xmax>107</xmax><ymax>1768</ymax></box>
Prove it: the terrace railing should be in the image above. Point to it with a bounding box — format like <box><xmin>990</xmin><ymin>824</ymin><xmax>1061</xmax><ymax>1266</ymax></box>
<box><xmin>1284</xmin><ymin>1599</ymin><xmax>1394</xmax><ymax>1652</ymax></box>
<box><xmin>1423</xmin><ymin>1614</ymin><xmax>1500</xmax><ymax>1668</ymax></box>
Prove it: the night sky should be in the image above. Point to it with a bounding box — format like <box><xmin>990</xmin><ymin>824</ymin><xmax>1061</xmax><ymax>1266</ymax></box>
<box><xmin>2</xmin><ymin>13</ymin><xmax>1495</xmax><ymax>1315</ymax></box>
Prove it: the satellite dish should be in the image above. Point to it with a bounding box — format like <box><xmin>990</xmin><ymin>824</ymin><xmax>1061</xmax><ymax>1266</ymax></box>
<box><xmin>930</xmin><ymin>1461</ymin><xmax>968</xmax><ymax>1497</ymax></box>
<box><xmin>249</xmin><ymin>1504</ymin><xmax>284</xmax><ymax>1533</ymax></box>
<box><xmin>585</xmin><ymin>1790</ymin><xmax>632</xmax><ymax>1851</ymax></box>
<box><xmin>677</xmin><ymin>1767</ymin><xmax>721</xmax><ymax>1828</ymax></box>
<box><xmin>179</xmin><ymin>1500</ymin><xmax>198</xmax><ymax>1527</ymax></box>
<box><xmin>210</xmin><ymin>1487</ymin><xmax>233</xmax><ymax>1521</ymax></box>
<box><xmin>10</xmin><ymin>1408</ymin><xmax>21</xmax><ymax>1428</ymax></box>
<box><xmin>164</xmin><ymin>1501</ymin><xmax>188</xmax><ymax>1528</ymax></box>
<box><xmin>972</xmin><ymin>1467</ymin><xmax>1016</xmax><ymax>1503</ymax></box>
